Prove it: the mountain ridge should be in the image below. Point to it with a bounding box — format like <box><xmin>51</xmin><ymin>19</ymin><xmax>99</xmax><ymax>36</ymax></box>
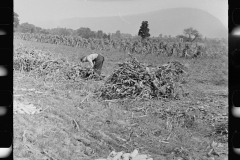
<box><xmin>39</xmin><ymin>8</ymin><xmax>227</xmax><ymax>38</ymax></box>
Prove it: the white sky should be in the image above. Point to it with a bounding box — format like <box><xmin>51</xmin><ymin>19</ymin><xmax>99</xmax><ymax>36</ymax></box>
<box><xmin>14</xmin><ymin>0</ymin><xmax>228</xmax><ymax>28</ymax></box>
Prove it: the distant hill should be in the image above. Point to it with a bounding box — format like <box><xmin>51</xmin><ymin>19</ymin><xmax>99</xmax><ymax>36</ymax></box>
<box><xmin>41</xmin><ymin>8</ymin><xmax>227</xmax><ymax>38</ymax></box>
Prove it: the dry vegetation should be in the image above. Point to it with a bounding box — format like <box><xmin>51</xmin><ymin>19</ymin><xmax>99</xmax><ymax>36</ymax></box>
<box><xmin>14</xmin><ymin>39</ymin><xmax>228</xmax><ymax>160</ymax></box>
<box><xmin>15</xmin><ymin>32</ymin><xmax>228</xmax><ymax>59</ymax></box>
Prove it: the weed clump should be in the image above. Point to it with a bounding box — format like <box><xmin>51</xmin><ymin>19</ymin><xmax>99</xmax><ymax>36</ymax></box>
<box><xmin>209</xmin><ymin>121</ymin><xmax>228</xmax><ymax>143</ymax></box>
<box><xmin>97</xmin><ymin>57</ymin><xmax>187</xmax><ymax>100</ymax></box>
<box><xmin>14</xmin><ymin>45</ymin><xmax>52</xmax><ymax>72</ymax></box>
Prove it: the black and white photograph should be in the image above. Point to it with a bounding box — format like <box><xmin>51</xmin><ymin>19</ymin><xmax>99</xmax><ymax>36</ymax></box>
<box><xmin>14</xmin><ymin>0</ymin><xmax>228</xmax><ymax>159</ymax></box>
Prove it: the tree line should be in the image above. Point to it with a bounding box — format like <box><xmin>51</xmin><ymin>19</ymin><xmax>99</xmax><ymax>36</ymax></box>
<box><xmin>14</xmin><ymin>12</ymin><xmax>227</xmax><ymax>44</ymax></box>
<box><xmin>14</xmin><ymin>12</ymin><xmax>112</xmax><ymax>39</ymax></box>
<box><xmin>15</xmin><ymin>23</ymin><xmax>111</xmax><ymax>39</ymax></box>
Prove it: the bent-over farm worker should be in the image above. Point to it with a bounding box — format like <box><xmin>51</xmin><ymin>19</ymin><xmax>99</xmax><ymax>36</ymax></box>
<box><xmin>80</xmin><ymin>53</ymin><xmax>105</xmax><ymax>75</ymax></box>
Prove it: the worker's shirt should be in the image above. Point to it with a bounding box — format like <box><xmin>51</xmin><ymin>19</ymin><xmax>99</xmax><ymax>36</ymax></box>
<box><xmin>86</xmin><ymin>54</ymin><xmax>98</xmax><ymax>67</ymax></box>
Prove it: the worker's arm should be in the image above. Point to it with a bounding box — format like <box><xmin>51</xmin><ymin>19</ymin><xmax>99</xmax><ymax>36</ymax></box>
<box><xmin>86</xmin><ymin>54</ymin><xmax>98</xmax><ymax>68</ymax></box>
<box><xmin>86</xmin><ymin>56</ymin><xmax>94</xmax><ymax>68</ymax></box>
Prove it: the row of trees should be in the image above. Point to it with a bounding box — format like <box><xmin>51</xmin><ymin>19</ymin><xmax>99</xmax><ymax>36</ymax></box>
<box><xmin>138</xmin><ymin>21</ymin><xmax>227</xmax><ymax>44</ymax></box>
<box><xmin>14</xmin><ymin>12</ymin><xmax>226</xmax><ymax>44</ymax></box>
<box><xmin>14</xmin><ymin>12</ymin><xmax>111</xmax><ymax>39</ymax></box>
<box><xmin>138</xmin><ymin>21</ymin><xmax>203</xmax><ymax>42</ymax></box>
<box><xmin>15</xmin><ymin>23</ymin><xmax>111</xmax><ymax>39</ymax></box>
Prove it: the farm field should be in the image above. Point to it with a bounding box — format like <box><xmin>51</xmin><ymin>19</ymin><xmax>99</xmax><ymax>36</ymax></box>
<box><xmin>14</xmin><ymin>32</ymin><xmax>228</xmax><ymax>59</ymax></box>
<box><xmin>14</xmin><ymin>39</ymin><xmax>228</xmax><ymax>160</ymax></box>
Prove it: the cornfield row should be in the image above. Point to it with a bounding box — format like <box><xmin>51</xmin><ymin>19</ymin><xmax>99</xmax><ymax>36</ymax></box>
<box><xmin>14</xmin><ymin>32</ymin><xmax>226</xmax><ymax>59</ymax></box>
